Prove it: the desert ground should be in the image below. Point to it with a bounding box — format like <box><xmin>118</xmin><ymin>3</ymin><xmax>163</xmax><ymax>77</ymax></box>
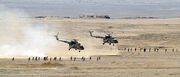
<box><xmin>0</xmin><ymin>18</ymin><xmax>180</xmax><ymax>77</ymax></box>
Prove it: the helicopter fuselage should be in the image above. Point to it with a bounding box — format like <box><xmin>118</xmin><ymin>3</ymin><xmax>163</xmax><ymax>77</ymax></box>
<box><xmin>69</xmin><ymin>42</ymin><xmax>84</xmax><ymax>50</ymax></box>
<box><xmin>103</xmin><ymin>37</ymin><xmax>118</xmax><ymax>45</ymax></box>
<box><xmin>54</xmin><ymin>32</ymin><xmax>84</xmax><ymax>52</ymax></box>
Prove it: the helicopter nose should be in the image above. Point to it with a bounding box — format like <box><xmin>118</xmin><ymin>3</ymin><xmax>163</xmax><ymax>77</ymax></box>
<box><xmin>80</xmin><ymin>46</ymin><xmax>84</xmax><ymax>50</ymax></box>
<box><xmin>114</xmin><ymin>40</ymin><xmax>118</xmax><ymax>43</ymax></box>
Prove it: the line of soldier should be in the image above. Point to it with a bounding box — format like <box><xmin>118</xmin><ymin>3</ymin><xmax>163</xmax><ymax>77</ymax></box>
<box><xmin>12</xmin><ymin>56</ymin><xmax>101</xmax><ymax>61</ymax></box>
<box><xmin>119</xmin><ymin>48</ymin><xmax>178</xmax><ymax>53</ymax></box>
<box><xmin>70</xmin><ymin>56</ymin><xmax>101</xmax><ymax>61</ymax></box>
<box><xmin>28</xmin><ymin>56</ymin><xmax>61</xmax><ymax>61</ymax></box>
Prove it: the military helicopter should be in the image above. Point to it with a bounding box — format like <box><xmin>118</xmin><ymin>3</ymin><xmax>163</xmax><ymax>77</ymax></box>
<box><xmin>89</xmin><ymin>31</ymin><xmax>118</xmax><ymax>46</ymax></box>
<box><xmin>54</xmin><ymin>32</ymin><xmax>84</xmax><ymax>52</ymax></box>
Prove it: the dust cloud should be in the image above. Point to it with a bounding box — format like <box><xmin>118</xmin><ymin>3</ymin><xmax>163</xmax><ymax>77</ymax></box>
<box><xmin>0</xmin><ymin>5</ymin><xmax>56</xmax><ymax>57</ymax></box>
<box><xmin>0</xmin><ymin>5</ymin><xmax>119</xmax><ymax>58</ymax></box>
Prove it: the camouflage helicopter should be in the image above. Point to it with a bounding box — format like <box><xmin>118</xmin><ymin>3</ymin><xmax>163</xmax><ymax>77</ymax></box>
<box><xmin>89</xmin><ymin>31</ymin><xmax>118</xmax><ymax>46</ymax></box>
<box><xmin>54</xmin><ymin>32</ymin><xmax>84</xmax><ymax>52</ymax></box>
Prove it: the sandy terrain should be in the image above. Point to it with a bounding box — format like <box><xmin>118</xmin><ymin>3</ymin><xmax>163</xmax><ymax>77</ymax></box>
<box><xmin>0</xmin><ymin>18</ymin><xmax>180</xmax><ymax>77</ymax></box>
<box><xmin>0</xmin><ymin>52</ymin><xmax>180</xmax><ymax>77</ymax></box>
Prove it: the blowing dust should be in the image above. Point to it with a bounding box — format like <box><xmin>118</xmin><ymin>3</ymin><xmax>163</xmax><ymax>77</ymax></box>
<box><xmin>0</xmin><ymin>5</ymin><xmax>57</xmax><ymax>57</ymax></box>
<box><xmin>0</xmin><ymin>5</ymin><xmax>119</xmax><ymax>58</ymax></box>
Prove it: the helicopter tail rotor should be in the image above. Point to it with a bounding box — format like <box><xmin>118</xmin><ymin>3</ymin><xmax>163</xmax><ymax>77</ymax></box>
<box><xmin>89</xmin><ymin>31</ymin><xmax>94</xmax><ymax>37</ymax></box>
<box><xmin>54</xmin><ymin>32</ymin><xmax>59</xmax><ymax>40</ymax></box>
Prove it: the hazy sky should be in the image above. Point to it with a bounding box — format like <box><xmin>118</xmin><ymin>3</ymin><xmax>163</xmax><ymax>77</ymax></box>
<box><xmin>0</xmin><ymin>0</ymin><xmax>180</xmax><ymax>18</ymax></box>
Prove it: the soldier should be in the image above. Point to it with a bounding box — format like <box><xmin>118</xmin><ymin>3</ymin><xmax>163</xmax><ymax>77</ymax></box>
<box><xmin>83</xmin><ymin>57</ymin><xmax>85</xmax><ymax>61</ymax></box>
<box><xmin>46</xmin><ymin>56</ymin><xmax>48</xmax><ymax>61</ymax></box>
<box><xmin>97</xmin><ymin>57</ymin><xmax>99</xmax><ymax>61</ymax></box>
<box><xmin>98</xmin><ymin>57</ymin><xmax>101</xmax><ymax>60</ymax></box>
<box><xmin>157</xmin><ymin>48</ymin><xmax>159</xmax><ymax>52</ymax></box>
<box><xmin>32</xmin><ymin>57</ymin><xmax>34</xmax><ymax>60</ymax></box>
<box><xmin>50</xmin><ymin>57</ymin><xmax>52</xmax><ymax>61</ymax></box>
<box><xmin>35</xmin><ymin>57</ymin><xmax>37</xmax><ymax>61</ymax></box>
<box><xmin>165</xmin><ymin>49</ymin><xmax>167</xmax><ymax>53</ymax></box>
<box><xmin>128</xmin><ymin>48</ymin><xmax>129</xmax><ymax>52</ymax></box>
<box><xmin>59</xmin><ymin>57</ymin><xmax>61</xmax><ymax>61</ymax></box>
<box><xmin>12</xmin><ymin>57</ymin><xmax>14</xmax><ymax>61</ymax></box>
<box><xmin>44</xmin><ymin>56</ymin><xmax>48</xmax><ymax>61</ymax></box>
<box><xmin>82</xmin><ymin>56</ymin><xmax>85</xmax><ymax>61</ymax></box>
<box><xmin>38</xmin><ymin>57</ymin><xmax>40</xmax><ymax>60</ymax></box>
<box><xmin>43</xmin><ymin>56</ymin><xmax>45</xmax><ymax>61</ymax></box>
<box><xmin>144</xmin><ymin>48</ymin><xmax>146</xmax><ymax>52</ymax></box>
<box><xmin>70</xmin><ymin>56</ymin><xmax>72</xmax><ymax>61</ymax></box>
<box><xmin>53</xmin><ymin>57</ymin><xmax>57</xmax><ymax>61</ymax></box>
<box><xmin>172</xmin><ymin>49</ymin><xmax>174</xmax><ymax>52</ymax></box>
<box><xmin>28</xmin><ymin>57</ymin><xmax>31</xmax><ymax>62</ymax></box>
<box><xmin>89</xmin><ymin>56</ymin><xmax>92</xmax><ymax>60</ymax></box>
<box><xmin>124</xmin><ymin>48</ymin><xmax>126</xmax><ymax>51</ymax></box>
<box><xmin>74</xmin><ymin>57</ymin><xmax>76</xmax><ymax>61</ymax></box>
<box><xmin>135</xmin><ymin>48</ymin><xmax>136</xmax><ymax>52</ymax></box>
<box><xmin>149</xmin><ymin>48</ymin><xmax>151</xmax><ymax>52</ymax></box>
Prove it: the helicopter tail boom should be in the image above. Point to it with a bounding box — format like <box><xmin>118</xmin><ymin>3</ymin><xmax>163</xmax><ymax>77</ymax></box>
<box><xmin>89</xmin><ymin>31</ymin><xmax>93</xmax><ymax>37</ymax></box>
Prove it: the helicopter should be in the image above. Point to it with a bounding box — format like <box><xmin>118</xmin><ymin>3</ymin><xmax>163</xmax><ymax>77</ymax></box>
<box><xmin>89</xmin><ymin>31</ymin><xmax>118</xmax><ymax>46</ymax></box>
<box><xmin>54</xmin><ymin>32</ymin><xmax>84</xmax><ymax>52</ymax></box>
